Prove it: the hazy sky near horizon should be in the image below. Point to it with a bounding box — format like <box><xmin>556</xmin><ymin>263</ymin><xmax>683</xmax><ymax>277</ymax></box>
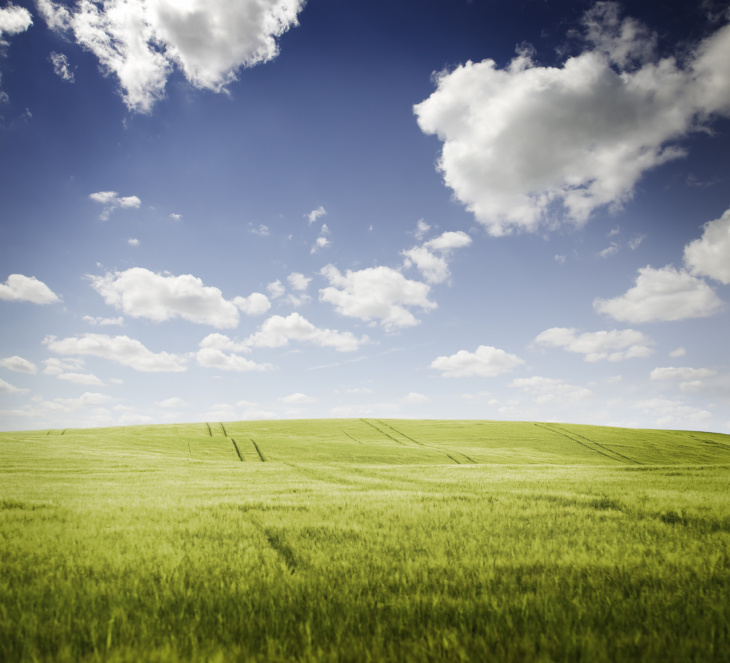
<box><xmin>1</xmin><ymin>0</ymin><xmax>730</xmax><ymax>432</ymax></box>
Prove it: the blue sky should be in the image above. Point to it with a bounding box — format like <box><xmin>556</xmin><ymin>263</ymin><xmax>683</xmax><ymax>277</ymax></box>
<box><xmin>1</xmin><ymin>0</ymin><xmax>729</xmax><ymax>432</ymax></box>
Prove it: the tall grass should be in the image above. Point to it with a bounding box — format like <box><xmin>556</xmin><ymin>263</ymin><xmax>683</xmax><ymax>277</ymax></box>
<box><xmin>1</xmin><ymin>420</ymin><xmax>729</xmax><ymax>661</ymax></box>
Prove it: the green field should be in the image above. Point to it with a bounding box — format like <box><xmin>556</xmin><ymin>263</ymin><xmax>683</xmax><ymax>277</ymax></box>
<box><xmin>1</xmin><ymin>419</ymin><xmax>729</xmax><ymax>662</ymax></box>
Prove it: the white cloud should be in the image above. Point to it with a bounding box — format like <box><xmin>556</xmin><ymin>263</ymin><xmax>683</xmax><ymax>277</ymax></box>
<box><xmin>157</xmin><ymin>397</ymin><xmax>189</xmax><ymax>408</ymax></box>
<box><xmin>670</xmin><ymin>347</ymin><xmax>686</xmax><ymax>358</ymax></box>
<box><xmin>233</xmin><ymin>292</ymin><xmax>270</xmax><ymax>316</ymax></box>
<box><xmin>628</xmin><ymin>234</ymin><xmax>645</xmax><ymax>250</ymax></box>
<box><xmin>632</xmin><ymin>396</ymin><xmax>713</xmax><ymax>428</ymax></box>
<box><xmin>284</xmin><ymin>293</ymin><xmax>311</xmax><ymax>308</ymax></box>
<box><xmin>89</xmin><ymin>267</ymin><xmax>240</xmax><ymax>328</ymax></box>
<box><xmin>311</xmin><ymin>236</ymin><xmax>330</xmax><ymax>254</ymax></box>
<box><xmin>403</xmin><ymin>392</ymin><xmax>430</xmax><ymax>403</ymax></box>
<box><xmin>306</xmin><ymin>205</ymin><xmax>326</xmax><ymax>224</ymax></box>
<box><xmin>44</xmin><ymin>333</ymin><xmax>187</xmax><ymax>372</ymax></box>
<box><xmin>57</xmin><ymin>372</ymin><xmax>104</xmax><ymax>386</ymax></box>
<box><xmin>599</xmin><ymin>242</ymin><xmax>619</xmax><ymax>258</ymax></box>
<box><xmin>246</xmin><ymin>312</ymin><xmax>365</xmax><ymax>352</ymax></box>
<box><xmin>37</xmin><ymin>0</ymin><xmax>305</xmax><ymax>113</ymax></box>
<box><xmin>279</xmin><ymin>392</ymin><xmax>316</xmax><ymax>404</ymax></box>
<box><xmin>198</xmin><ymin>333</ymin><xmax>250</xmax><ymax>353</ymax></box>
<box><xmin>0</xmin><ymin>377</ymin><xmax>27</xmax><ymax>394</ymax></box>
<box><xmin>83</xmin><ymin>315</ymin><xmax>124</xmax><ymax>326</ymax></box>
<box><xmin>43</xmin><ymin>357</ymin><xmax>86</xmax><ymax>376</ymax></box>
<box><xmin>250</xmin><ymin>224</ymin><xmax>270</xmax><ymax>236</ymax></box>
<box><xmin>684</xmin><ymin>207</ymin><xmax>730</xmax><ymax>284</ymax></box>
<box><xmin>128</xmin><ymin>238</ymin><xmax>140</xmax><ymax>247</ymax></box>
<box><xmin>430</xmin><ymin>345</ymin><xmax>525</xmax><ymax>378</ymax></box>
<box><xmin>169</xmin><ymin>213</ymin><xmax>182</xmax><ymax>220</ymax></box>
<box><xmin>533</xmin><ymin>327</ymin><xmax>654</xmax><ymax>362</ymax></box>
<box><xmin>510</xmin><ymin>376</ymin><xmax>593</xmax><ymax>404</ymax></box>
<box><xmin>320</xmin><ymin>264</ymin><xmax>436</xmax><ymax>330</ymax></box>
<box><xmin>414</xmin><ymin>219</ymin><xmax>431</xmax><ymax>241</ymax></box>
<box><xmin>89</xmin><ymin>191</ymin><xmax>141</xmax><ymax>220</ymax></box>
<box><xmin>196</xmin><ymin>334</ymin><xmax>272</xmax><ymax>374</ymax></box>
<box><xmin>0</xmin><ymin>274</ymin><xmax>60</xmax><ymax>304</ymax></box>
<box><xmin>650</xmin><ymin>366</ymin><xmax>717</xmax><ymax>381</ymax></box>
<box><xmin>267</xmin><ymin>279</ymin><xmax>285</xmax><ymax>299</ymax></box>
<box><xmin>287</xmin><ymin>272</ymin><xmax>311</xmax><ymax>292</ymax></box>
<box><xmin>0</xmin><ymin>356</ymin><xmax>37</xmax><ymax>374</ymax></box>
<box><xmin>401</xmin><ymin>246</ymin><xmax>449</xmax><ymax>284</ymax></box>
<box><xmin>423</xmin><ymin>231</ymin><xmax>473</xmax><ymax>253</ymax></box>
<box><xmin>413</xmin><ymin>4</ymin><xmax>730</xmax><ymax>235</ymax></box>
<box><xmin>49</xmin><ymin>51</ymin><xmax>74</xmax><ymax>82</ymax></box>
<box><xmin>55</xmin><ymin>392</ymin><xmax>112</xmax><ymax>409</ymax></box>
<box><xmin>594</xmin><ymin>265</ymin><xmax>724</xmax><ymax>323</ymax></box>
<box><xmin>402</xmin><ymin>230</ymin><xmax>472</xmax><ymax>284</ymax></box>
<box><xmin>0</xmin><ymin>4</ymin><xmax>32</xmax><ymax>46</ymax></box>
<box><xmin>195</xmin><ymin>347</ymin><xmax>272</xmax><ymax>372</ymax></box>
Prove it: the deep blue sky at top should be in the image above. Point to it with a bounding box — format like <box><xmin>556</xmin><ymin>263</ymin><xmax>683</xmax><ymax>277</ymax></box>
<box><xmin>1</xmin><ymin>0</ymin><xmax>729</xmax><ymax>431</ymax></box>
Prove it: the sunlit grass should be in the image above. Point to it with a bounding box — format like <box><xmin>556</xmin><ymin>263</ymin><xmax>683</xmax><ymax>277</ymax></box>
<box><xmin>1</xmin><ymin>419</ymin><xmax>729</xmax><ymax>661</ymax></box>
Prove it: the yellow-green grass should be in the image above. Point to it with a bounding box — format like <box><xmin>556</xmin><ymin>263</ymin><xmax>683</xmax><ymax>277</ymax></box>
<box><xmin>1</xmin><ymin>419</ymin><xmax>729</xmax><ymax>662</ymax></box>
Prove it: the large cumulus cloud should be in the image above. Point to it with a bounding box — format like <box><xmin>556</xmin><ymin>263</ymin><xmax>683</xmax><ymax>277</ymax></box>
<box><xmin>414</xmin><ymin>2</ymin><xmax>730</xmax><ymax>235</ymax></box>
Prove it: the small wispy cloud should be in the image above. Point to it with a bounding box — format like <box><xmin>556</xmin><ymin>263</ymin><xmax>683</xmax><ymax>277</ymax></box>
<box><xmin>267</xmin><ymin>280</ymin><xmax>285</xmax><ymax>299</ymax></box>
<box><xmin>599</xmin><ymin>242</ymin><xmax>619</xmax><ymax>258</ymax></box>
<box><xmin>49</xmin><ymin>52</ymin><xmax>74</xmax><ymax>82</ymax></box>
<box><xmin>311</xmin><ymin>236</ymin><xmax>330</xmax><ymax>254</ymax></box>
<box><xmin>250</xmin><ymin>224</ymin><xmax>270</xmax><ymax>236</ymax></box>
<box><xmin>89</xmin><ymin>191</ymin><xmax>141</xmax><ymax>220</ymax></box>
<box><xmin>306</xmin><ymin>206</ymin><xmax>326</xmax><ymax>224</ymax></box>
<box><xmin>83</xmin><ymin>315</ymin><xmax>124</xmax><ymax>326</ymax></box>
<box><xmin>628</xmin><ymin>234</ymin><xmax>646</xmax><ymax>250</ymax></box>
<box><xmin>0</xmin><ymin>356</ymin><xmax>37</xmax><ymax>374</ymax></box>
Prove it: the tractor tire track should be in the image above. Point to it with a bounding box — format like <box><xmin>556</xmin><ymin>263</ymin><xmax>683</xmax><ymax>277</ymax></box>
<box><xmin>549</xmin><ymin>424</ymin><xmax>640</xmax><ymax>465</ymax></box>
<box><xmin>375</xmin><ymin>420</ymin><xmax>427</xmax><ymax>447</ymax></box>
<box><xmin>534</xmin><ymin>423</ymin><xmax>626</xmax><ymax>464</ymax></box>
<box><xmin>284</xmin><ymin>462</ymin><xmax>358</xmax><ymax>486</ymax></box>
<box><xmin>340</xmin><ymin>428</ymin><xmax>363</xmax><ymax>445</ymax></box>
<box><xmin>249</xmin><ymin>518</ymin><xmax>297</xmax><ymax>574</ymax></box>
<box><xmin>535</xmin><ymin>423</ymin><xmax>616</xmax><ymax>463</ymax></box>
<box><xmin>690</xmin><ymin>434</ymin><xmax>730</xmax><ymax>452</ymax></box>
<box><xmin>250</xmin><ymin>438</ymin><xmax>267</xmax><ymax>462</ymax></box>
<box><xmin>230</xmin><ymin>438</ymin><xmax>243</xmax><ymax>461</ymax></box>
<box><xmin>379</xmin><ymin>421</ymin><xmax>478</xmax><ymax>465</ymax></box>
<box><xmin>360</xmin><ymin>419</ymin><xmax>409</xmax><ymax>446</ymax></box>
<box><xmin>220</xmin><ymin>423</ymin><xmax>228</xmax><ymax>437</ymax></box>
<box><xmin>205</xmin><ymin>423</ymin><xmax>212</xmax><ymax>437</ymax></box>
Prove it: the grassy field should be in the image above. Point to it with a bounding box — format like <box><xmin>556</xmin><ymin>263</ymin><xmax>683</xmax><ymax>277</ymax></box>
<box><xmin>1</xmin><ymin>419</ymin><xmax>729</xmax><ymax>662</ymax></box>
